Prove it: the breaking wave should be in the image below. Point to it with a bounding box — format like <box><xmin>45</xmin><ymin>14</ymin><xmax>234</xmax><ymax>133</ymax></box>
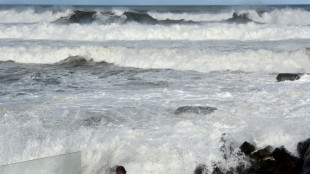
<box><xmin>1</xmin><ymin>44</ymin><xmax>310</xmax><ymax>73</ymax></box>
<box><xmin>1</xmin><ymin>21</ymin><xmax>310</xmax><ymax>41</ymax></box>
<box><xmin>1</xmin><ymin>6</ymin><xmax>310</xmax><ymax>25</ymax></box>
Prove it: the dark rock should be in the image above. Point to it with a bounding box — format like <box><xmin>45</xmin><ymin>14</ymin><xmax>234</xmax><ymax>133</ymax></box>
<box><xmin>303</xmin><ymin>148</ymin><xmax>310</xmax><ymax>174</ymax></box>
<box><xmin>241</xmin><ymin>146</ymin><xmax>303</xmax><ymax>174</ymax></box>
<box><xmin>276</xmin><ymin>73</ymin><xmax>303</xmax><ymax>82</ymax></box>
<box><xmin>250</xmin><ymin>146</ymin><xmax>273</xmax><ymax>161</ymax></box>
<box><xmin>272</xmin><ymin>146</ymin><xmax>300</xmax><ymax>164</ymax></box>
<box><xmin>298</xmin><ymin>138</ymin><xmax>310</xmax><ymax>158</ymax></box>
<box><xmin>212</xmin><ymin>167</ymin><xmax>225</xmax><ymax>174</ymax></box>
<box><xmin>175</xmin><ymin>106</ymin><xmax>217</xmax><ymax>115</ymax></box>
<box><xmin>271</xmin><ymin>146</ymin><xmax>303</xmax><ymax>173</ymax></box>
<box><xmin>252</xmin><ymin>159</ymin><xmax>281</xmax><ymax>174</ymax></box>
<box><xmin>298</xmin><ymin>139</ymin><xmax>310</xmax><ymax>174</ymax></box>
<box><xmin>194</xmin><ymin>164</ymin><xmax>206</xmax><ymax>174</ymax></box>
<box><xmin>235</xmin><ymin>163</ymin><xmax>247</xmax><ymax>173</ymax></box>
<box><xmin>240</xmin><ymin>142</ymin><xmax>256</xmax><ymax>156</ymax></box>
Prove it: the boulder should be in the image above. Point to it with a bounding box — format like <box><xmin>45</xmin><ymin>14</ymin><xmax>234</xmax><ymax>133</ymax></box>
<box><xmin>298</xmin><ymin>138</ymin><xmax>310</xmax><ymax>158</ymax></box>
<box><xmin>240</xmin><ymin>142</ymin><xmax>256</xmax><ymax>156</ymax></box>
<box><xmin>276</xmin><ymin>73</ymin><xmax>303</xmax><ymax>82</ymax></box>
<box><xmin>249</xmin><ymin>159</ymin><xmax>281</xmax><ymax>174</ymax></box>
<box><xmin>271</xmin><ymin>146</ymin><xmax>303</xmax><ymax>173</ymax></box>
<box><xmin>175</xmin><ymin>106</ymin><xmax>217</xmax><ymax>115</ymax></box>
<box><xmin>303</xmin><ymin>148</ymin><xmax>310</xmax><ymax>174</ymax></box>
<box><xmin>297</xmin><ymin>138</ymin><xmax>310</xmax><ymax>174</ymax></box>
<box><xmin>250</xmin><ymin>146</ymin><xmax>273</xmax><ymax>161</ymax></box>
<box><xmin>241</xmin><ymin>145</ymin><xmax>302</xmax><ymax>174</ymax></box>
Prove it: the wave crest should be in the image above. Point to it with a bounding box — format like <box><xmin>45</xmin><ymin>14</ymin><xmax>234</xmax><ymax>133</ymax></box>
<box><xmin>0</xmin><ymin>44</ymin><xmax>309</xmax><ymax>73</ymax></box>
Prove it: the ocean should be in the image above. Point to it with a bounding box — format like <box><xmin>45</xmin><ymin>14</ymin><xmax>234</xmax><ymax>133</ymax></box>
<box><xmin>0</xmin><ymin>4</ymin><xmax>310</xmax><ymax>174</ymax></box>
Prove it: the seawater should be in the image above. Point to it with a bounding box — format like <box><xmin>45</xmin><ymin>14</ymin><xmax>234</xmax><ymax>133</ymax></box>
<box><xmin>1</xmin><ymin>5</ymin><xmax>310</xmax><ymax>174</ymax></box>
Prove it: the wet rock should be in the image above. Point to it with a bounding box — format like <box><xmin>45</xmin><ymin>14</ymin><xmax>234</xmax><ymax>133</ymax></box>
<box><xmin>297</xmin><ymin>138</ymin><xmax>310</xmax><ymax>174</ymax></box>
<box><xmin>276</xmin><ymin>73</ymin><xmax>303</xmax><ymax>82</ymax></box>
<box><xmin>242</xmin><ymin>146</ymin><xmax>303</xmax><ymax>174</ymax></box>
<box><xmin>271</xmin><ymin>146</ymin><xmax>303</xmax><ymax>173</ymax></box>
<box><xmin>212</xmin><ymin>166</ymin><xmax>227</xmax><ymax>174</ymax></box>
<box><xmin>240</xmin><ymin>142</ymin><xmax>256</xmax><ymax>156</ymax></box>
<box><xmin>303</xmin><ymin>150</ymin><xmax>310</xmax><ymax>174</ymax></box>
<box><xmin>194</xmin><ymin>164</ymin><xmax>206</xmax><ymax>174</ymax></box>
<box><xmin>250</xmin><ymin>146</ymin><xmax>273</xmax><ymax>161</ymax></box>
<box><xmin>298</xmin><ymin>138</ymin><xmax>310</xmax><ymax>158</ymax></box>
<box><xmin>175</xmin><ymin>106</ymin><xmax>217</xmax><ymax>115</ymax></box>
<box><xmin>250</xmin><ymin>159</ymin><xmax>281</xmax><ymax>174</ymax></box>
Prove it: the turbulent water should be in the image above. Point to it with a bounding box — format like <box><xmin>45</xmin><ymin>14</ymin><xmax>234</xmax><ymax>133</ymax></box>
<box><xmin>1</xmin><ymin>5</ymin><xmax>310</xmax><ymax>174</ymax></box>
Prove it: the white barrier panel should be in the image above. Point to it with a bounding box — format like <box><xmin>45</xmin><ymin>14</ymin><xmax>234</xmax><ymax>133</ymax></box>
<box><xmin>306</xmin><ymin>48</ymin><xmax>310</xmax><ymax>57</ymax></box>
<box><xmin>0</xmin><ymin>152</ymin><xmax>81</xmax><ymax>174</ymax></box>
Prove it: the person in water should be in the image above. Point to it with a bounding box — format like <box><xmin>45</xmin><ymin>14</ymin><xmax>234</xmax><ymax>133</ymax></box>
<box><xmin>116</xmin><ymin>166</ymin><xmax>126</xmax><ymax>174</ymax></box>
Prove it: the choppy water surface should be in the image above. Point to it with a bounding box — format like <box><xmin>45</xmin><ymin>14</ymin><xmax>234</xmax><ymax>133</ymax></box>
<box><xmin>1</xmin><ymin>5</ymin><xmax>310</xmax><ymax>174</ymax></box>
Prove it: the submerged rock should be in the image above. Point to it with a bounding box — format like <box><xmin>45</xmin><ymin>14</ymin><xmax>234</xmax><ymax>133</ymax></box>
<box><xmin>175</xmin><ymin>106</ymin><xmax>217</xmax><ymax>115</ymax></box>
<box><xmin>276</xmin><ymin>73</ymin><xmax>303</xmax><ymax>82</ymax></box>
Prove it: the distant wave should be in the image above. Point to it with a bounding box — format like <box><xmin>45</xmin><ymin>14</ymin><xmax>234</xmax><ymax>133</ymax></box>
<box><xmin>54</xmin><ymin>10</ymin><xmax>259</xmax><ymax>25</ymax></box>
<box><xmin>1</xmin><ymin>21</ymin><xmax>310</xmax><ymax>41</ymax></box>
<box><xmin>55</xmin><ymin>10</ymin><xmax>195</xmax><ymax>25</ymax></box>
<box><xmin>52</xmin><ymin>7</ymin><xmax>310</xmax><ymax>25</ymax></box>
<box><xmin>1</xmin><ymin>6</ymin><xmax>310</xmax><ymax>25</ymax></box>
<box><xmin>0</xmin><ymin>6</ymin><xmax>310</xmax><ymax>41</ymax></box>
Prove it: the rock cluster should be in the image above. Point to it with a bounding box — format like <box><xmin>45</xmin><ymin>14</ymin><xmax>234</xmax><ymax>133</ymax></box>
<box><xmin>240</xmin><ymin>138</ymin><xmax>310</xmax><ymax>174</ymax></box>
<box><xmin>193</xmin><ymin>138</ymin><xmax>310</xmax><ymax>174</ymax></box>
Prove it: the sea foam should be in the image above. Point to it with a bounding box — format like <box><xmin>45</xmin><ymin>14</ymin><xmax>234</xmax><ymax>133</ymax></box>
<box><xmin>0</xmin><ymin>44</ymin><xmax>309</xmax><ymax>73</ymax></box>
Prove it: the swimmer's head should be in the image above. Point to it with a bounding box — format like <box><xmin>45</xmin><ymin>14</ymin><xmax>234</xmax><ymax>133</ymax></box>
<box><xmin>116</xmin><ymin>166</ymin><xmax>126</xmax><ymax>174</ymax></box>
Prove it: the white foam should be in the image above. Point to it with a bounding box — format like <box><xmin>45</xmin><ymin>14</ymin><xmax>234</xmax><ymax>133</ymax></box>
<box><xmin>147</xmin><ymin>11</ymin><xmax>233</xmax><ymax>22</ymax></box>
<box><xmin>0</xmin><ymin>7</ymin><xmax>72</xmax><ymax>23</ymax></box>
<box><xmin>2</xmin><ymin>68</ymin><xmax>310</xmax><ymax>173</ymax></box>
<box><xmin>250</xmin><ymin>8</ymin><xmax>310</xmax><ymax>25</ymax></box>
<box><xmin>0</xmin><ymin>44</ymin><xmax>309</xmax><ymax>73</ymax></box>
<box><xmin>148</xmin><ymin>8</ymin><xmax>310</xmax><ymax>26</ymax></box>
<box><xmin>0</xmin><ymin>22</ymin><xmax>310</xmax><ymax>41</ymax></box>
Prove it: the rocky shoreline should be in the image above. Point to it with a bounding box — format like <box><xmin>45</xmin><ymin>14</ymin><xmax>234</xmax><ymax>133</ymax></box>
<box><xmin>194</xmin><ymin>138</ymin><xmax>310</xmax><ymax>174</ymax></box>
